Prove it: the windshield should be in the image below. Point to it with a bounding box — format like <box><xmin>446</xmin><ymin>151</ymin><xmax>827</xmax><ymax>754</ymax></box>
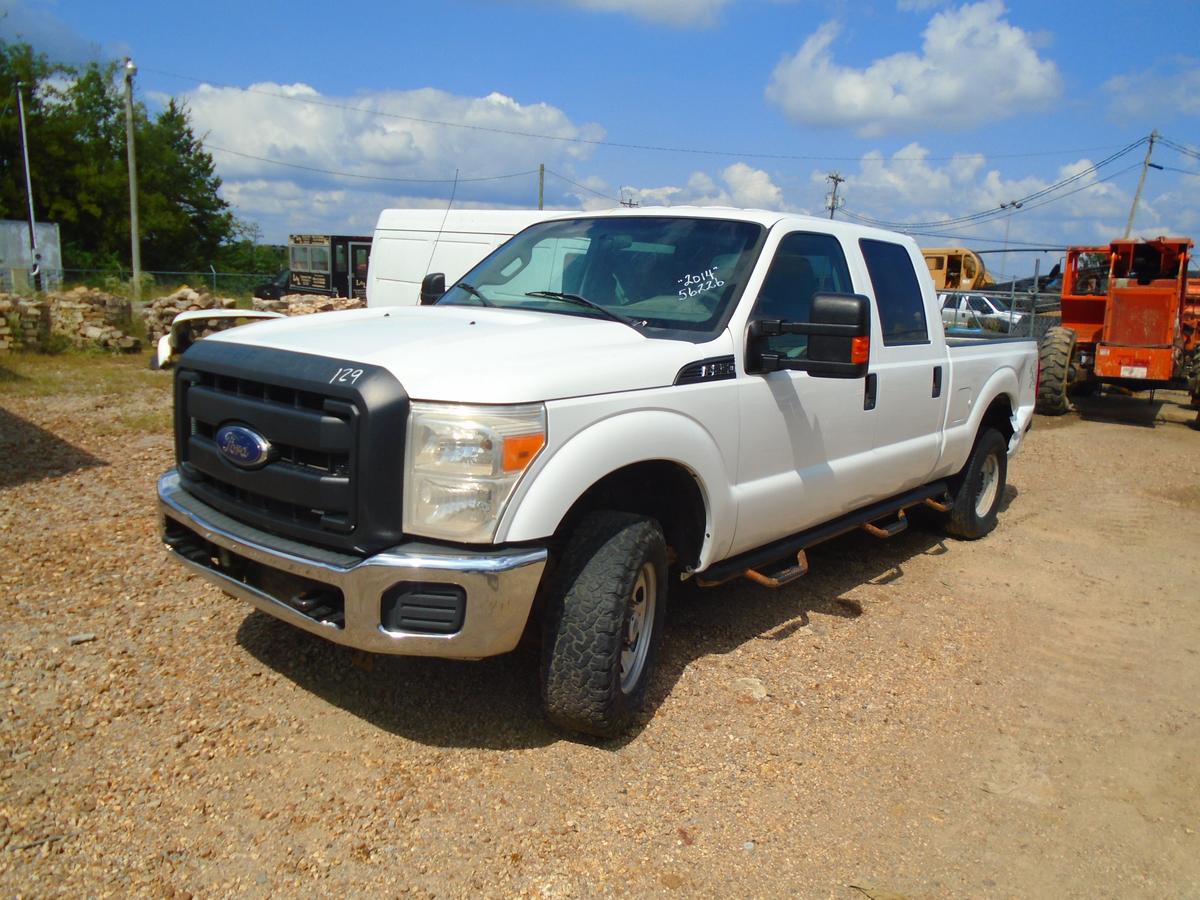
<box><xmin>438</xmin><ymin>216</ymin><xmax>764</xmax><ymax>339</ymax></box>
<box><xmin>989</xmin><ymin>295</ymin><xmax>1011</xmax><ymax>311</ymax></box>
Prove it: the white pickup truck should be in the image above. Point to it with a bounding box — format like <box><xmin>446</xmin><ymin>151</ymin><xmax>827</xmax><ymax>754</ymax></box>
<box><xmin>157</xmin><ymin>208</ymin><xmax>1037</xmax><ymax>736</ymax></box>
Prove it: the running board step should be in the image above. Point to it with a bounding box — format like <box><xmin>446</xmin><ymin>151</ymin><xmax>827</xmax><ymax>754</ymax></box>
<box><xmin>742</xmin><ymin>550</ymin><xmax>809</xmax><ymax>589</ymax></box>
<box><xmin>695</xmin><ymin>480</ymin><xmax>951</xmax><ymax>589</ymax></box>
<box><xmin>861</xmin><ymin>509</ymin><xmax>908</xmax><ymax>539</ymax></box>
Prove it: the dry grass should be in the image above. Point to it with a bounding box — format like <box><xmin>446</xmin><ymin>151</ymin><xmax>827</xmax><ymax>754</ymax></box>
<box><xmin>0</xmin><ymin>349</ymin><xmax>166</xmax><ymax>403</ymax></box>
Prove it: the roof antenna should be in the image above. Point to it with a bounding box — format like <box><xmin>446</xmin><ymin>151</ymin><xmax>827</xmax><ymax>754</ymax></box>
<box><xmin>425</xmin><ymin>168</ymin><xmax>460</xmax><ymax>278</ymax></box>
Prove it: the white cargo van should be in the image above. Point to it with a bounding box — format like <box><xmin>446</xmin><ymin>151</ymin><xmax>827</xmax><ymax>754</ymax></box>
<box><xmin>366</xmin><ymin>209</ymin><xmax>577</xmax><ymax>307</ymax></box>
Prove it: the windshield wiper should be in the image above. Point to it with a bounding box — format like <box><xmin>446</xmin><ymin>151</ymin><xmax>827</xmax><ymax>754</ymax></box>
<box><xmin>524</xmin><ymin>291</ymin><xmax>644</xmax><ymax>331</ymax></box>
<box><xmin>453</xmin><ymin>281</ymin><xmax>495</xmax><ymax>307</ymax></box>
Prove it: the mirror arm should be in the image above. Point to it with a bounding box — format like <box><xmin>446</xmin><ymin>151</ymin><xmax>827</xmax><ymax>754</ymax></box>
<box><xmin>751</xmin><ymin>318</ymin><xmax>865</xmax><ymax>338</ymax></box>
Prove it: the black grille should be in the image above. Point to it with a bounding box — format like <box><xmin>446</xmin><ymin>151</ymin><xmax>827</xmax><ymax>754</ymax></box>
<box><xmin>174</xmin><ymin>342</ymin><xmax>408</xmax><ymax>555</ymax></box>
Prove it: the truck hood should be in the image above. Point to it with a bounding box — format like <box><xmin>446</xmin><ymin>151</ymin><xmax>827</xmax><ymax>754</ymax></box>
<box><xmin>205</xmin><ymin>305</ymin><xmax>725</xmax><ymax>402</ymax></box>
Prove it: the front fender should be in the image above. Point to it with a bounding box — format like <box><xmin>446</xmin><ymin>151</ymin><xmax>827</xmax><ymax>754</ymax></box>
<box><xmin>497</xmin><ymin>409</ymin><xmax>735</xmax><ymax>571</ymax></box>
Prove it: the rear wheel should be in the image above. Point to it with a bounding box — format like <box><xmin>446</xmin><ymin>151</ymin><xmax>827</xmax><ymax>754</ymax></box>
<box><xmin>945</xmin><ymin>428</ymin><xmax>1008</xmax><ymax>540</ymax></box>
<box><xmin>1036</xmin><ymin>326</ymin><xmax>1076</xmax><ymax>415</ymax></box>
<box><xmin>541</xmin><ymin>511</ymin><xmax>667</xmax><ymax>738</ymax></box>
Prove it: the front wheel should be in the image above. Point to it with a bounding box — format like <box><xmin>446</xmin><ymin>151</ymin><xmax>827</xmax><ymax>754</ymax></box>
<box><xmin>541</xmin><ymin>511</ymin><xmax>668</xmax><ymax>738</ymax></box>
<box><xmin>944</xmin><ymin>428</ymin><xmax>1008</xmax><ymax>540</ymax></box>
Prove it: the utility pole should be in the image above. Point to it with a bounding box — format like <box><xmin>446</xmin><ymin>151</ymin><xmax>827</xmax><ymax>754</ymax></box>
<box><xmin>1001</xmin><ymin>200</ymin><xmax>1022</xmax><ymax>281</ymax></box>
<box><xmin>538</xmin><ymin>163</ymin><xmax>544</xmax><ymax>210</ymax></box>
<box><xmin>1123</xmin><ymin>130</ymin><xmax>1161</xmax><ymax>240</ymax></box>
<box><xmin>15</xmin><ymin>81</ymin><xmax>42</xmax><ymax>292</ymax></box>
<box><xmin>123</xmin><ymin>58</ymin><xmax>142</xmax><ymax>301</ymax></box>
<box><xmin>825</xmin><ymin>172</ymin><xmax>845</xmax><ymax>219</ymax></box>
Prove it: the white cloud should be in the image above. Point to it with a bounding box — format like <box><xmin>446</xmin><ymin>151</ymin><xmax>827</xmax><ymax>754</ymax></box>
<box><xmin>548</xmin><ymin>0</ymin><xmax>730</xmax><ymax>27</ymax></box>
<box><xmin>1103</xmin><ymin>57</ymin><xmax>1200</xmax><ymax>122</ymax></box>
<box><xmin>814</xmin><ymin>143</ymin><xmax>1200</xmax><ymax>257</ymax></box>
<box><xmin>176</xmin><ymin>81</ymin><xmax>605</xmax><ymax>241</ymax></box>
<box><xmin>570</xmin><ymin>163</ymin><xmax>793</xmax><ymax>212</ymax></box>
<box><xmin>766</xmin><ymin>1</ymin><xmax>1062</xmax><ymax>137</ymax></box>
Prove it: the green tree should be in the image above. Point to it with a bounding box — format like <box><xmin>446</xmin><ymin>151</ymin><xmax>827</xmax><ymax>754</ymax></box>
<box><xmin>1</xmin><ymin>39</ymin><xmax>246</xmax><ymax>275</ymax></box>
<box><xmin>138</xmin><ymin>99</ymin><xmax>235</xmax><ymax>270</ymax></box>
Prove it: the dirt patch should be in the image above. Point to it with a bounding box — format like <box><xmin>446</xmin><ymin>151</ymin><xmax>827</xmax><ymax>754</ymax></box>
<box><xmin>2</xmin><ymin>357</ymin><xmax>1198</xmax><ymax>896</ymax></box>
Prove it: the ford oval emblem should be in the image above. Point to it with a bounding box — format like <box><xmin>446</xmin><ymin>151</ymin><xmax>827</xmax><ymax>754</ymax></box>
<box><xmin>215</xmin><ymin>424</ymin><xmax>272</xmax><ymax>469</ymax></box>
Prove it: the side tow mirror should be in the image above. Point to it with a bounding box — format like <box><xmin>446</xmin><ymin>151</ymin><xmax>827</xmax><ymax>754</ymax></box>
<box><xmin>419</xmin><ymin>272</ymin><xmax>446</xmax><ymax>306</ymax></box>
<box><xmin>748</xmin><ymin>292</ymin><xmax>871</xmax><ymax>379</ymax></box>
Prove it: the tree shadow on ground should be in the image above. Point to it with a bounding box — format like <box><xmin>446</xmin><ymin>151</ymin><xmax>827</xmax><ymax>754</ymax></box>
<box><xmin>0</xmin><ymin>363</ymin><xmax>29</xmax><ymax>386</ymax></box>
<box><xmin>0</xmin><ymin>406</ymin><xmax>106</xmax><ymax>489</ymax></box>
<box><xmin>237</xmin><ymin>512</ymin><xmax>962</xmax><ymax>752</ymax></box>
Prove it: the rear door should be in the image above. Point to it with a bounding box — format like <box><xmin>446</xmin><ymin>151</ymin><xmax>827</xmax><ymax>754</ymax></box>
<box><xmin>858</xmin><ymin>238</ymin><xmax>949</xmax><ymax>490</ymax></box>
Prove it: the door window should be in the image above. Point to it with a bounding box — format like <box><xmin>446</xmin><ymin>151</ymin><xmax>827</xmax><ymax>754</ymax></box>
<box><xmin>751</xmin><ymin>232</ymin><xmax>852</xmax><ymax>359</ymax></box>
<box><xmin>860</xmin><ymin>239</ymin><xmax>929</xmax><ymax>346</ymax></box>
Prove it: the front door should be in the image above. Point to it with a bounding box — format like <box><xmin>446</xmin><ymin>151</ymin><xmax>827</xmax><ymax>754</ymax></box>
<box><xmin>350</xmin><ymin>242</ymin><xmax>371</xmax><ymax>299</ymax></box>
<box><xmin>731</xmin><ymin>231</ymin><xmax>879</xmax><ymax>557</ymax></box>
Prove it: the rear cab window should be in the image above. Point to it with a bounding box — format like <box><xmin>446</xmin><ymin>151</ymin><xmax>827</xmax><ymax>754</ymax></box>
<box><xmin>859</xmin><ymin>239</ymin><xmax>930</xmax><ymax>345</ymax></box>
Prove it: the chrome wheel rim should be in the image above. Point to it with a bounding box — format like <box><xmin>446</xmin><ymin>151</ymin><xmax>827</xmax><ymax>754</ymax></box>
<box><xmin>619</xmin><ymin>563</ymin><xmax>656</xmax><ymax>694</ymax></box>
<box><xmin>975</xmin><ymin>453</ymin><xmax>1000</xmax><ymax>518</ymax></box>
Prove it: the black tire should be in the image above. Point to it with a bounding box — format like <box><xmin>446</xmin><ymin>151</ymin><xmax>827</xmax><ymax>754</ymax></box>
<box><xmin>944</xmin><ymin>428</ymin><xmax>1008</xmax><ymax>540</ymax></box>
<box><xmin>1036</xmin><ymin>326</ymin><xmax>1076</xmax><ymax>415</ymax></box>
<box><xmin>541</xmin><ymin>511</ymin><xmax>667</xmax><ymax>738</ymax></box>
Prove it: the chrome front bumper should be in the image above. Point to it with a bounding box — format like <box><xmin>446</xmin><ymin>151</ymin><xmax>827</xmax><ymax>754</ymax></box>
<box><xmin>157</xmin><ymin>470</ymin><xmax>548</xmax><ymax>658</ymax></box>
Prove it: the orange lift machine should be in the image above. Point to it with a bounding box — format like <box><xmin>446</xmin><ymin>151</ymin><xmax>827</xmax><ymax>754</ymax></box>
<box><xmin>1036</xmin><ymin>236</ymin><xmax>1198</xmax><ymax>414</ymax></box>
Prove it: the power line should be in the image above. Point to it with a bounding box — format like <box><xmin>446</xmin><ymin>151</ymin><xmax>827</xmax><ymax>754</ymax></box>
<box><xmin>1159</xmin><ymin>134</ymin><xmax>1200</xmax><ymax>161</ymax></box>
<box><xmin>840</xmin><ymin>137</ymin><xmax>1148</xmax><ymax>230</ymax></box>
<box><xmin>542</xmin><ymin>168</ymin><xmax>622</xmax><ymax>204</ymax></box>
<box><xmin>906</xmin><ymin>229</ymin><xmax>1067</xmax><ymax>248</ymax></box>
<box><xmin>140</xmin><ymin>65</ymin><xmax>1136</xmax><ymax>165</ymax></box>
<box><xmin>206</xmin><ymin>144</ymin><xmax>538</xmax><ymax>184</ymax></box>
<box><xmin>842</xmin><ymin>158</ymin><xmax>1145</xmax><ymax>238</ymax></box>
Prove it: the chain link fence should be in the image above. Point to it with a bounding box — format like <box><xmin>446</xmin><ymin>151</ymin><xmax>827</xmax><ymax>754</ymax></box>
<box><xmin>58</xmin><ymin>268</ymin><xmax>278</xmax><ymax>300</ymax></box>
<box><xmin>939</xmin><ymin>288</ymin><xmax>1059</xmax><ymax>342</ymax></box>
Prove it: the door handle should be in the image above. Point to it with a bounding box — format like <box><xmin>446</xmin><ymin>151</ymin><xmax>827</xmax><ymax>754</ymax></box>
<box><xmin>932</xmin><ymin>365</ymin><xmax>943</xmax><ymax>398</ymax></box>
<box><xmin>864</xmin><ymin>373</ymin><xmax>878</xmax><ymax>410</ymax></box>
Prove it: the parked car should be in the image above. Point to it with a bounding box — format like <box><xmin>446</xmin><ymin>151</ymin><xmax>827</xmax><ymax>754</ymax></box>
<box><xmin>252</xmin><ymin>270</ymin><xmax>290</xmax><ymax>301</ymax></box>
<box><xmin>940</xmin><ymin>291</ymin><xmax>1026</xmax><ymax>332</ymax></box>
<box><xmin>156</xmin><ymin>209</ymin><xmax>1037</xmax><ymax>736</ymax></box>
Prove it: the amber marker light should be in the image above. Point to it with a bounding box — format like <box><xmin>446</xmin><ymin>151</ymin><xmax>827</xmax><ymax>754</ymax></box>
<box><xmin>503</xmin><ymin>433</ymin><xmax>546</xmax><ymax>472</ymax></box>
<box><xmin>851</xmin><ymin>336</ymin><xmax>870</xmax><ymax>365</ymax></box>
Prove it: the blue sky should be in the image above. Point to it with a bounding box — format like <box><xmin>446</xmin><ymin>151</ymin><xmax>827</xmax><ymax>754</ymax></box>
<box><xmin>3</xmin><ymin>0</ymin><xmax>1198</xmax><ymax>277</ymax></box>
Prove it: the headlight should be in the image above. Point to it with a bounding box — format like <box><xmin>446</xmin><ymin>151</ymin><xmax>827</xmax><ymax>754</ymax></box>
<box><xmin>404</xmin><ymin>402</ymin><xmax>546</xmax><ymax>542</ymax></box>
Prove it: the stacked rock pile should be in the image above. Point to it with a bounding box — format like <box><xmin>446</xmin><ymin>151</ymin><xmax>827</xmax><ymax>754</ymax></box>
<box><xmin>0</xmin><ymin>288</ymin><xmax>139</xmax><ymax>353</ymax></box>
<box><xmin>251</xmin><ymin>293</ymin><xmax>366</xmax><ymax>316</ymax></box>
<box><xmin>142</xmin><ymin>287</ymin><xmax>237</xmax><ymax>345</ymax></box>
<box><xmin>0</xmin><ymin>295</ymin><xmax>13</xmax><ymax>352</ymax></box>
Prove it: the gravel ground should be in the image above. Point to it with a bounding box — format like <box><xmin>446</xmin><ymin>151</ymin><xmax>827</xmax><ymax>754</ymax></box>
<box><xmin>2</xmin><ymin>353</ymin><xmax>1198</xmax><ymax>897</ymax></box>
